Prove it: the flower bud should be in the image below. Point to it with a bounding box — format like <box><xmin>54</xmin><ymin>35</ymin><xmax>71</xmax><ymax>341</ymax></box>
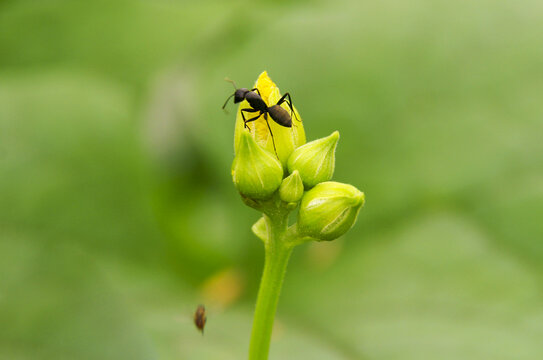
<box><xmin>287</xmin><ymin>131</ymin><xmax>339</xmax><ymax>188</ymax></box>
<box><xmin>298</xmin><ymin>181</ymin><xmax>364</xmax><ymax>241</ymax></box>
<box><xmin>234</xmin><ymin>71</ymin><xmax>306</xmax><ymax>167</ymax></box>
<box><xmin>279</xmin><ymin>170</ymin><xmax>304</xmax><ymax>203</ymax></box>
<box><xmin>232</xmin><ymin>129</ymin><xmax>283</xmax><ymax>199</ymax></box>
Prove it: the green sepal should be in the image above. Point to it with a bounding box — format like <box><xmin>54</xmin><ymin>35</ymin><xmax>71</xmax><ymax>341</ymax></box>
<box><xmin>252</xmin><ymin>216</ymin><xmax>270</xmax><ymax>243</ymax></box>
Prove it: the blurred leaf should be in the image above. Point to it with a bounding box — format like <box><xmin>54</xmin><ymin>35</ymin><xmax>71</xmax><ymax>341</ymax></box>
<box><xmin>0</xmin><ymin>70</ymin><xmax>163</xmax><ymax>262</ymax></box>
<box><xmin>0</xmin><ymin>235</ymin><xmax>155</xmax><ymax>360</ymax></box>
<box><xmin>0</xmin><ymin>0</ymin><xmax>233</xmax><ymax>88</ymax></box>
<box><xmin>282</xmin><ymin>213</ymin><xmax>543</xmax><ymax>359</ymax></box>
<box><xmin>469</xmin><ymin>174</ymin><xmax>543</xmax><ymax>273</ymax></box>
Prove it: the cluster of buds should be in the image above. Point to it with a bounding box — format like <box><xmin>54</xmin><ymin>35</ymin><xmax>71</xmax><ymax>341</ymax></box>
<box><xmin>231</xmin><ymin>72</ymin><xmax>364</xmax><ymax>242</ymax></box>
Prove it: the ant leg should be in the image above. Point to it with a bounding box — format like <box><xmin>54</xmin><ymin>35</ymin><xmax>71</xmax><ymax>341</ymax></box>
<box><xmin>241</xmin><ymin>110</ymin><xmax>278</xmax><ymax>158</ymax></box>
<box><xmin>276</xmin><ymin>92</ymin><xmax>300</xmax><ymax>123</ymax></box>
<box><xmin>263</xmin><ymin>113</ymin><xmax>278</xmax><ymax>157</ymax></box>
<box><xmin>245</xmin><ymin>114</ymin><xmax>263</xmax><ymax>124</ymax></box>
<box><xmin>241</xmin><ymin>108</ymin><xmax>262</xmax><ymax>129</ymax></box>
<box><xmin>250</xmin><ymin>88</ymin><xmax>262</xmax><ymax>97</ymax></box>
<box><xmin>275</xmin><ymin>93</ymin><xmax>289</xmax><ymax>106</ymax></box>
<box><xmin>285</xmin><ymin>94</ymin><xmax>300</xmax><ymax>122</ymax></box>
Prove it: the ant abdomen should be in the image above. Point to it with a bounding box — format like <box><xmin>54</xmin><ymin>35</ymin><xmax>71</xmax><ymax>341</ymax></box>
<box><xmin>268</xmin><ymin>105</ymin><xmax>292</xmax><ymax>127</ymax></box>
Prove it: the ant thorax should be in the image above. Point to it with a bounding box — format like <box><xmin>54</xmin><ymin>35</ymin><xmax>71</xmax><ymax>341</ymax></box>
<box><xmin>245</xmin><ymin>91</ymin><xmax>268</xmax><ymax>111</ymax></box>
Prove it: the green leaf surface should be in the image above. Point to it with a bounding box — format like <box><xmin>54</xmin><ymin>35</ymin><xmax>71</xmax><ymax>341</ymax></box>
<box><xmin>283</xmin><ymin>214</ymin><xmax>543</xmax><ymax>359</ymax></box>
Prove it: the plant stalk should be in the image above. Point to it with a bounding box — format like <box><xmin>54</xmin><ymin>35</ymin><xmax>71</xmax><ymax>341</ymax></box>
<box><xmin>248</xmin><ymin>214</ymin><xmax>293</xmax><ymax>360</ymax></box>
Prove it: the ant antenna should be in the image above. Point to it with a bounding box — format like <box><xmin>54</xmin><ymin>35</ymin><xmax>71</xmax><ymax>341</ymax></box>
<box><xmin>224</xmin><ymin>77</ymin><xmax>237</xmax><ymax>90</ymax></box>
<box><xmin>222</xmin><ymin>94</ymin><xmax>235</xmax><ymax>112</ymax></box>
<box><xmin>222</xmin><ymin>78</ymin><xmax>239</xmax><ymax>113</ymax></box>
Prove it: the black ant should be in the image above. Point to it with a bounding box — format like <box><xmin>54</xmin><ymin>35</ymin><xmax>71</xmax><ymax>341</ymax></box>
<box><xmin>222</xmin><ymin>79</ymin><xmax>299</xmax><ymax>155</ymax></box>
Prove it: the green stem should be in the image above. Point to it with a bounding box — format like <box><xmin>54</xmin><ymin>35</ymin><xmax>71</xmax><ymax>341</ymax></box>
<box><xmin>248</xmin><ymin>214</ymin><xmax>294</xmax><ymax>360</ymax></box>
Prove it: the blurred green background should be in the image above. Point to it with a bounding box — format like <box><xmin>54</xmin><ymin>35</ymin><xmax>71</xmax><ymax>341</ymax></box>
<box><xmin>1</xmin><ymin>0</ymin><xmax>543</xmax><ymax>359</ymax></box>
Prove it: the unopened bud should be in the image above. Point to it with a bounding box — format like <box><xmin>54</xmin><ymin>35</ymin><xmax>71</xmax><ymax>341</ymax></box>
<box><xmin>287</xmin><ymin>131</ymin><xmax>339</xmax><ymax>188</ymax></box>
<box><xmin>234</xmin><ymin>71</ymin><xmax>306</xmax><ymax>167</ymax></box>
<box><xmin>279</xmin><ymin>170</ymin><xmax>304</xmax><ymax>203</ymax></box>
<box><xmin>232</xmin><ymin>130</ymin><xmax>283</xmax><ymax>199</ymax></box>
<box><xmin>298</xmin><ymin>181</ymin><xmax>364</xmax><ymax>241</ymax></box>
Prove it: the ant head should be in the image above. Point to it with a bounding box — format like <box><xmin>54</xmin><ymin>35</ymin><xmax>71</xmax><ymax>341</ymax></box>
<box><xmin>234</xmin><ymin>88</ymin><xmax>250</xmax><ymax>103</ymax></box>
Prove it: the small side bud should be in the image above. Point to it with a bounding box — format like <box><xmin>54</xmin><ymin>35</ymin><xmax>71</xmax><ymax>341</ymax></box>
<box><xmin>287</xmin><ymin>131</ymin><xmax>339</xmax><ymax>188</ymax></box>
<box><xmin>232</xmin><ymin>130</ymin><xmax>283</xmax><ymax>199</ymax></box>
<box><xmin>279</xmin><ymin>170</ymin><xmax>304</xmax><ymax>203</ymax></box>
<box><xmin>298</xmin><ymin>181</ymin><xmax>365</xmax><ymax>241</ymax></box>
<box><xmin>252</xmin><ymin>216</ymin><xmax>269</xmax><ymax>243</ymax></box>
